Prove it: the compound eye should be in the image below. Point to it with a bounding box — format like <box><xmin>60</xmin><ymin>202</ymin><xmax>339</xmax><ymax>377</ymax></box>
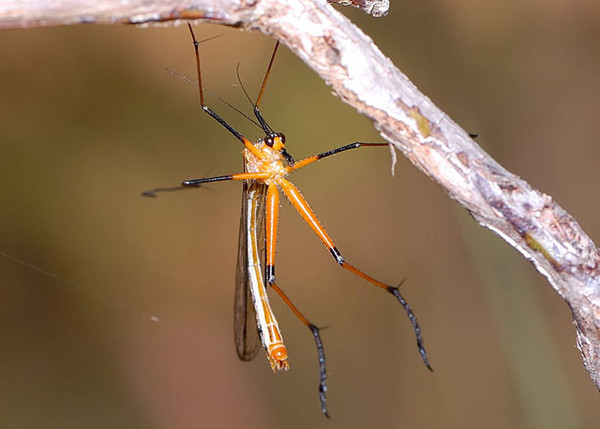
<box><xmin>265</xmin><ymin>136</ymin><xmax>274</xmax><ymax>147</ymax></box>
<box><xmin>279</xmin><ymin>133</ymin><xmax>286</xmax><ymax>144</ymax></box>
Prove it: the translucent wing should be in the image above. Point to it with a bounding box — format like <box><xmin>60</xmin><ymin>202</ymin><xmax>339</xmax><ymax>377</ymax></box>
<box><xmin>233</xmin><ymin>179</ymin><xmax>265</xmax><ymax>361</ymax></box>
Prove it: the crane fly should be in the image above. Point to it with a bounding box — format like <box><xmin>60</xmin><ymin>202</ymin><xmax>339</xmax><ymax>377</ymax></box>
<box><xmin>146</xmin><ymin>24</ymin><xmax>432</xmax><ymax>416</ymax></box>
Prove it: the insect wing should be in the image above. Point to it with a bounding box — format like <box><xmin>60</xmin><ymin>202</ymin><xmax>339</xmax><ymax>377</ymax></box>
<box><xmin>233</xmin><ymin>179</ymin><xmax>265</xmax><ymax>361</ymax></box>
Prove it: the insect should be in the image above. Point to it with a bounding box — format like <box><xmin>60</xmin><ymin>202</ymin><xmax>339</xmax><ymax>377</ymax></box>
<box><xmin>146</xmin><ymin>24</ymin><xmax>431</xmax><ymax>416</ymax></box>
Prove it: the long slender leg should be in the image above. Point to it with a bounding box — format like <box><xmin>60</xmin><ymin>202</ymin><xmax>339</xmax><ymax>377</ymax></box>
<box><xmin>187</xmin><ymin>24</ymin><xmax>265</xmax><ymax>160</ymax></box>
<box><xmin>270</xmin><ymin>281</ymin><xmax>329</xmax><ymax>417</ymax></box>
<box><xmin>182</xmin><ymin>172</ymin><xmax>270</xmax><ymax>187</ymax></box>
<box><xmin>252</xmin><ymin>41</ymin><xmax>280</xmax><ymax>135</ymax></box>
<box><xmin>264</xmin><ymin>181</ymin><xmax>329</xmax><ymax>417</ymax></box>
<box><xmin>143</xmin><ymin>170</ymin><xmax>268</xmax><ymax>197</ymax></box>
<box><xmin>265</xmin><ymin>183</ymin><xmax>279</xmax><ymax>284</ymax></box>
<box><xmin>278</xmin><ymin>177</ymin><xmax>432</xmax><ymax>370</ymax></box>
<box><xmin>289</xmin><ymin>142</ymin><xmax>389</xmax><ymax>171</ymax></box>
<box><xmin>255</xmin><ymin>42</ymin><xmax>280</xmax><ymax>109</ymax></box>
<box><xmin>141</xmin><ymin>183</ymin><xmax>202</xmax><ymax>198</ymax></box>
<box><xmin>143</xmin><ymin>172</ymin><xmax>264</xmax><ymax>197</ymax></box>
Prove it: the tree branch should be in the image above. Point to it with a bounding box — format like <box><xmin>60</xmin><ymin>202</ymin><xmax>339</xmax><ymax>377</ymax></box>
<box><xmin>3</xmin><ymin>0</ymin><xmax>600</xmax><ymax>390</ymax></box>
<box><xmin>0</xmin><ymin>0</ymin><xmax>387</xmax><ymax>27</ymax></box>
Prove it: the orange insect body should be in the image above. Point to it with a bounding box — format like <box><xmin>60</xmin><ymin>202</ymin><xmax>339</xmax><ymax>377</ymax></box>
<box><xmin>146</xmin><ymin>24</ymin><xmax>432</xmax><ymax>417</ymax></box>
<box><xmin>244</xmin><ymin>137</ymin><xmax>289</xmax><ymax>181</ymax></box>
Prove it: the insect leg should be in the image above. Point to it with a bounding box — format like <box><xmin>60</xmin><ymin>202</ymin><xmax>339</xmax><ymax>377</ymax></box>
<box><xmin>264</xmin><ymin>182</ymin><xmax>329</xmax><ymax>417</ymax></box>
<box><xmin>278</xmin><ymin>177</ymin><xmax>431</xmax><ymax>370</ymax></box>
<box><xmin>289</xmin><ymin>142</ymin><xmax>389</xmax><ymax>171</ymax></box>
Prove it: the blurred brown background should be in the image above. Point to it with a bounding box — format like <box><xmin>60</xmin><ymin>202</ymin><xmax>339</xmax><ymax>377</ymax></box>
<box><xmin>2</xmin><ymin>1</ymin><xmax>600</xmax><ymax>428</ymax></box>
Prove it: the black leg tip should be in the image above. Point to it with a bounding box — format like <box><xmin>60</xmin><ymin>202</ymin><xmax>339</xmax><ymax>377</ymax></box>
<box><xmin>420</xmin><ymin>348</ymin><xmax>433</xmax><ymax>371</ymax></box>
<box><xmin>386</xmin><ymin>284</ymin><xmax>433</xmax><ymax>371</ymax></box>
<box><xmin>308</xmin><ymin>324</ymin><xmax>329</xmax><ymax>418</ymax></box>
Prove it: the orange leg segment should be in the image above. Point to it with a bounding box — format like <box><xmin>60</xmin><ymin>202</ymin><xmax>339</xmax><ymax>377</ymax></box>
<box><xmin>278</xmin><ymin>177</ymin><xmax>432</xmax><ymax>370</ymax></box>
<box><xmin>264</xmin><ymin>181</ymin><xmax>329</xmax><ymax>416</ymax></box>
<box><xmin>268</xmin><ymin>281</ymin><xmax>329</xmax><ymax>417</ymax></box>
<box><xmin>277</xmin><ymin>178</ymin><xmax>338</xmax><ymax>258</ymax></box>
<box><xmin>265</xmin><ymin>183</ymin><xmax>279</xmax><ymax>283</ymax></box>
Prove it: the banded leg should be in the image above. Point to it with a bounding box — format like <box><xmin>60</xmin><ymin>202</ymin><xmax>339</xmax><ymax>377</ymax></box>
<box><xmin>288</xmin><ymin>142</ymin><xmax>389</xmax><ymax>171</ymax></box>
<box><xmin>277</xmin><ymin>177</ymin><xmax>432</xmax><ymax>370</ymax></box>
<box><xmin>142</xmin><ymin>170</ymin><xmax>268</xmax><ymax>197</ymax></box>
<box><xmin>264</xmin><ymin>181</ymin><xmax>329</xmax><ymax>417</ymax></box>
<box><xmin>270</xmin><ymin>281</ymin><xmax>329</xmax><ymax>417</ymax></box>
<box><xmin>182</xmin><ymin>172</ymin><xmax>270</xmax><ymax>187</ymax></box>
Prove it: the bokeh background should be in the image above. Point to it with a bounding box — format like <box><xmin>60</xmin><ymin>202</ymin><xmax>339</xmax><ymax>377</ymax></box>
<box><xmin>2</xmin><ymin>1</ymin><xmax>600</xmax><ymax>428</ymax></box>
